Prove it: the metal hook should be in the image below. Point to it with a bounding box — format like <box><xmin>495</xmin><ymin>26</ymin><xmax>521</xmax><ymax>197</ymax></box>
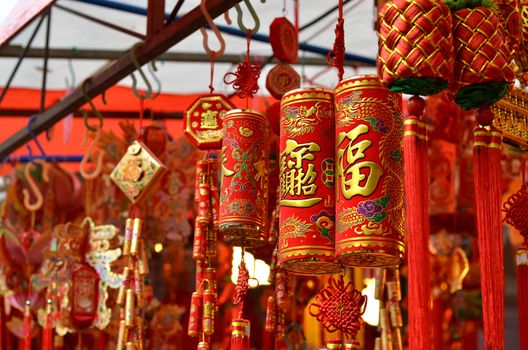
<box><xmin>27</xmin><ymin>115</ymin><xmax>47</xmax><ymax>160</ymax></box>
<box><xmin>199</xmin><ymin>0</ymin><xmax>226</xmax><ymax>56</ymax></box>
<box><xmin>147</xmin><ymin>61</ymin><xmax>161</xmax><ymax>99</ymax></box>
<box><xmin>22</xmin><ymin>160</ymin><xmax>49</xmax><ymax>212</ymax></box>
<box><xmin>80</xmin><ymin>127</ymin><xmax>104</xmax><ymax>180</ymax></box>
<box><xmin>130</xmin><ymin>43</ymin><xmax>152</xmax><ymax>100</ymax></box>
<box><xmin>81</xmin><ymin>80</ymin><xmax>104</xmax><ymax>132</ymax></box>
<box><xmin>234</xmin><ymin>0</ymin><xmax>260</xmax><ymax>34</ymax></box>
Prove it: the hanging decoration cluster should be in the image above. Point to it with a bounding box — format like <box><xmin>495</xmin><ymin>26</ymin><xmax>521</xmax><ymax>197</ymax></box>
<box><xmin>110</xmin><ymin>140</ymin><xmax>166</xmax><ymax>349</ymax></box>
<box><xmin>377</xmin><ymin>0</ymin><xmax>515</xmax><ymax>347</ymax></box>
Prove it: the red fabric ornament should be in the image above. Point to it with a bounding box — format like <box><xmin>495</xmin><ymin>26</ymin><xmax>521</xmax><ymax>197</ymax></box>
<box><xmin>309</xmin><ymin>275</ymin><xmax>366</xmax><ymax>336</ymax></box>
<box><xmin>269</xmin><ymin>17</ymin><xmax>298</xmax><ymax>63</ymax></box>
<box><xmin>141</xmin><ymin>125</ymin><xmax>167</xmax><ymax>158</ymax></box>
<box><xmin>266</xmin><ymin>64</ymin><xmax>300</xmax><ymax>100</ymax></box>
<box><xmin>184</xmin><ymin>94</ymin><xmax>235</xmax><ymax>150</ymax></box>
<box><xmin>334</xmin><ymin>76</ymin><xmax>405</xmax><ymax>267</ymax></box>
<box><xmin>279</xmin><ymin>88</ymin><xmax>340</xmax><ymax>274</ymax></box>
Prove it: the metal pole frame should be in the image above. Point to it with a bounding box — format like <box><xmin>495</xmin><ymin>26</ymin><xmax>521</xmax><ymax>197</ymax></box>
<box><xmin>0</xmin><ymin>0</ymin><xmax>244</xmax><ymax>160</ymax></box>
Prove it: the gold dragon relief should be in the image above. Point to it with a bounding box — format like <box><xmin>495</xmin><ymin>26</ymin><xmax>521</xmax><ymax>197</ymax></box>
<box><xmin>336</xmin><ymin>91</ymin><xmax>394</xmax><ymax>128</ymax></box>
<box><xmin>281</xmin><ymin>102</ymin><xmax>332</xmax><ymax>137</ymax></box>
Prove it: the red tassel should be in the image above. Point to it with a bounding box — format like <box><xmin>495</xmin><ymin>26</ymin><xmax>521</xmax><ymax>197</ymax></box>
<box><xmin>403</xmin><ymin>96</ymin><xmax>432</xmax><ymax>350</ymax></box>
<box><xmin>517</xmin><ymin>249</ymin><xmax>528</xmax><ymax>350</ymax></box>
<box><xmin>231</xmin><ymin>319</ymin><xmax>250</xmax><ymax>350</ymax></box>
<box><xmin>473</xmin><ymin>106</ymin><xmax>504</xmax><ymax>350</ymax></box>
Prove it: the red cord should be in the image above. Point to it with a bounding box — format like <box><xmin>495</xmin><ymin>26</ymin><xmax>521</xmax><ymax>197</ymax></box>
<box><xmin>209</xmin><ymin>52</ymin><xmax>216</xmax><ymax>95</ymax></box>
<box><xmin>138</xmin><ymin>98</ymin><xmax>144</xmax><ymax>140</ymax></box>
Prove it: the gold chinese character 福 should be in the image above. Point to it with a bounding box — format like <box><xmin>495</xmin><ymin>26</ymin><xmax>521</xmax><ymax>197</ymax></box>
<box><xmin>337</xmin><ymin>124</ymin><xmax>383</xmax><ymax>199</ymax></box>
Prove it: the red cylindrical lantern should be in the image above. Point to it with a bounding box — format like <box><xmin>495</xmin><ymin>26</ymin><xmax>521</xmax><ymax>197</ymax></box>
<box><xmin>334</xmin><ymin>75</ymin><xmax>405</xmax><ymax>267</ymax></box>
<box><xmin>278</xmin><ymin>87</ymin><xmax>340</xmax><ymax>274</ymax></box>
<box><xmin>219</xmin><ymin>109</ymin><xmax>269</xmax><ymax>247</ymax></box>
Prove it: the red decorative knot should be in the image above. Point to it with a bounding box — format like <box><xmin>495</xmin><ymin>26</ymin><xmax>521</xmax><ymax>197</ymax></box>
<box><xmin>224</xmin><ymin>32</ymin><xmax>261</xmax><ymax>99</ymax></box>
<box><xmin>309</xmin><ymin>275</ymin><xmax>367</xmax><ymax>336</ymax></box>
<box><xmin>327</xmin><ymin>18</ymin><xmax>345</xmax><ymax>81</ymax></box>
<box><xmin>233</xmin><ymin>259</ymin><xmax>250</xmax><ymax>306</ymax></box>
<box><xmin>504</xmin><ymin>184</ymin><xmax>528</xmax><ymax>242</ymax></box>
<box><xmin>224</xmin><ymin>61</ymin><xmax>261</xmax><ymax>99</ymax></box>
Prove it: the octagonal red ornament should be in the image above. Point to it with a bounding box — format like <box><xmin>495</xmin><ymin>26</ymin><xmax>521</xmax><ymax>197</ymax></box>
<box><xmin>184</xmin><ymin>94</ymin><xmax>236</xmax><ymax>150</ymax></box>
<box><xmin>270</xmin><ymin>17</ymin><xmax>298</xmax><ymax>64</ymax></box>
<box><xmin>266</xmin><ymin>63</ymin><xmax>300</xmax><ymax>100</ymax></box>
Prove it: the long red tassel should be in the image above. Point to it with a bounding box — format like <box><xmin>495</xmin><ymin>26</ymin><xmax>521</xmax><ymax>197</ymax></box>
<box><xmin>473</xmin><ymin>108</ymin><xmax>504</xmax><ymax>350</ymax></box>
<box><xmin>403</xmin><ymin>96</ymin><xmax>432</xmax><ymax>350</ymax></box>
<box><xmin>517</xmin><ymin>249</ymin><xmax>528</xmax><ymax>350</ymax></box>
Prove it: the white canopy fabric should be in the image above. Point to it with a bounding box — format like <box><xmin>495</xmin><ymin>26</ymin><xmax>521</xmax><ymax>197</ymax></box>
<box><xmin>0</xmin><ymin>0</ymin><xmax>378</xmax><ymax>95</ymax></box>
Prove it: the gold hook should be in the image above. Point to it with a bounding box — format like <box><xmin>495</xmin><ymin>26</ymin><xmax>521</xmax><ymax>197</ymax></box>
<box><xmin>199</xmin><ymin>0</ymin><xmax>226</xmax><ymax>56</ymax></box>
<box><xmin>80</xmin><ymin>127</ymin><xmax>105</xmax><ymax>180</ymax></box>
<box><xmin>22</xmin><ymin>162</ymin><xmax>47</xmax><ymax>212</ymax></box>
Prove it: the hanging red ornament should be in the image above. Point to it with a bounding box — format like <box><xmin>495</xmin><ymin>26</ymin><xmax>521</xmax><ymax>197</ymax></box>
<box><xmin>451</xmin><ymin>6</ymin><xmax>514</xmax><ymax>110</ymax></box>
<box><xmin>184</xmin><ymin>94</ymin><xmax>236</xmax><ymax>150</ymax></box>
<box><xmin>309</xmin><ymin>275</ymin><xmax>367</xmax><ymax>336</ymax></box>
<box><xmin>334</xmin><ymin>76</ymin><xmax>405</xmax><ymax>267</ymax></box>
<box><xmin>269</xmin><ymin>17</ymin><xmax>298</xmax><ymax>64</ymax></box>
<box><xmin>266</xmin><ymin>63</ymin><xmax>300</xmax><ymax>100</ymax></box>
<box><xmin>224</xmin><ymin>61</ymin><xmax>261</xmax><ymax>100</ymax></box>
<box><xmin>110</xmin><ymin>140</ymin><xmax>166</xmax><ymax>203</ymax></box>
<box><xmin>279</xmin><ymin>88</ymin><xmax>340</xmax><ymax>275</ymax></box>
<box><xmin>71</xmin><ymin>263</ymin><xmax>99</xmax><ymax>329</ymax></box>
<box><xmin>219</xmin><ymin>109</ymin><xmax>269</xmax><ymax>247</ymax></box>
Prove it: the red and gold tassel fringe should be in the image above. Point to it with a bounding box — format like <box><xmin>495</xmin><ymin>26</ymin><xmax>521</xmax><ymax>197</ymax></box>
<box><xmin>403</xmin><ymin>96</ymin><xmax>432</xmax><ymax>350</ymax></box>
<box><xmin>473</xmin><ymin>107</ymin><xmax>504</xmax><ymax>350</ymax></box>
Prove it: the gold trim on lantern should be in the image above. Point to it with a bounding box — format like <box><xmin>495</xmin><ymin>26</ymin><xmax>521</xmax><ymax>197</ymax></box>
<box><xmin>281</xmin><ymin>88</ymin><xmax>334</xmax><ymax>107</ymax></box>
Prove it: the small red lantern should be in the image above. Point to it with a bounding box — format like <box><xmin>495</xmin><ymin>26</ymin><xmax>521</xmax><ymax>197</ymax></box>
<box><xmin>334</xmin><ymin>75</ymin><xmax>405</xmax><ymax>267</ymax></box>
<box><xmin>71</xmin><ymin>263</ymin><xmax>99</xmax><ymax>329</ymax></box>
<box><xmin>278</xmin><ymin>88</ymin><xmax>340</xmax><ymax>274</ymax></box>
<box><xmin>184</xmin><ymin>94</ymin><xmax>235</xmax><ymax>150</ymax></box>
<box><xmin>219</xmin><ymin>109</ymin><xmax>269</xmax><ymax>247</ymax></box>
